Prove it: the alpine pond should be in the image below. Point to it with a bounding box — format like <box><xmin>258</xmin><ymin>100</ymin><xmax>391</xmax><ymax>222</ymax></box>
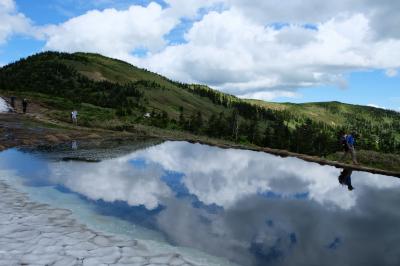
<box><xmin>0</xmin><ymin>140</ymin><xmax>399</xmax><ymax>266</ymax></box>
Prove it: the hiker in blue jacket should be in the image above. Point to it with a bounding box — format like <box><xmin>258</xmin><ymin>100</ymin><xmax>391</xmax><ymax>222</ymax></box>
<box><xmin>342</xmin><ymin>131</ymin><xmax>358</xmax><ymax>164</ymax></box>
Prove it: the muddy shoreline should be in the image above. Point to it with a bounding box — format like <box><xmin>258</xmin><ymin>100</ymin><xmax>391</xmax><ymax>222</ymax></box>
<box><xmin>0</xmin><ymin>113</ymin><xmax>146</xmax><ymax>151</ymax></box>
<box><xmin>1</xmin><ymin>112</ymin><xmax>400</xmax><ymax>178</ymax></box>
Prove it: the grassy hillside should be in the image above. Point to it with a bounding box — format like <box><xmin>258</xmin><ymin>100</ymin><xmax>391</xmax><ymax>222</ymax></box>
<box><xmin>0</xmin><ymin>52</ymin><xmax>227</xmax><ymax>120</ymax></box>
<box><xmin>1</xmin><ymin>51</ymin><xmax>399</xmax><ymax>162</ymax></box>
<box><xmin>67</xmin><ymin>53</ymin><xmax>231</xmax><ymax>119</ymax></box>
<box><xmin>248</xmin><ymin>99</ymin><xmax>400</xmax><ymax>146</ymax></box>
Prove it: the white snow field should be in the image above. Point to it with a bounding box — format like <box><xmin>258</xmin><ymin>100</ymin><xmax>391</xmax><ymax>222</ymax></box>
<box><xmin>0</xmin><ymin>180</ymin><xmax>195</xmax><ymax>266</ymax></box>
<box><xmin>0</xmin><ymin>97</ymin><xmax>10</xmax><ymax>113</ymax></box>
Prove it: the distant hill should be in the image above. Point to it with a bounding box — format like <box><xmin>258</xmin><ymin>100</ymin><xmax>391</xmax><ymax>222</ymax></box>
<box><xmin>247</xmin><ymin>99</ymin><xmax>400</xmax><ymax>127</ymax></box>
<box><xmin>1</xmin><ymin>51</ymin><xmax>399</xmax><ymax>157</ymax></box>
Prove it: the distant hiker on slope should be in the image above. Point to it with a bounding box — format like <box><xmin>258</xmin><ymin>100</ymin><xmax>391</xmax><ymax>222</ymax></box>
<box><xmin>341</xmin><ymin>131</ymin><xmax>358</xmax><ymax>165</ymax></box>
<box><xmin>22</xmin><ymin>98</ymin><xmax>28</xmax><ymax>113</ymax></box>
<box><xmin>71</xmin><ymin>110</ymin><xmax>78</xmax><ymax>125</ymax></box>
<box><xmin>10</xmin><ymin>96</ymin><xmax>16</xmax><ymax>109</ymax></box>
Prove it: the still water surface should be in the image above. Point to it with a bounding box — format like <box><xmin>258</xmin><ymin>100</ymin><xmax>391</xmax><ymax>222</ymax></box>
<box><xmin>1</xmin><ymin>141</ymin><xmax>399</xmax><ymax>266</ymax></box>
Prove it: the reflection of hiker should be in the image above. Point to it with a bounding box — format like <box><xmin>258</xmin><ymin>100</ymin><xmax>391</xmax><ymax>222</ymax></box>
<box><xmin>338</xmin><ymin>168</ymin><xmax>354</xmax><ymax>191</ymax></box>
<box><xmin>10</xmin><ymin>96</ymin><xmax>16</xmax><ymax>109</ymax></box>
<box><xmin>71</xmin><ymin>110</ymin><xmax>78</xmax><ymax>125</ymax></box>
<box><xmin>22</xmin><ymin>98</ymin><xmax>28</xmax><ymax>113</ymax></box>
<box><xmin>71</xmin><ymin>140</ymin><xmax>78</xmax><ymax>150</ymax></box>
<box><xmin>341</xmin><ymin>131</ymin><xmax>358</xmax><ymax>164</ymax></box>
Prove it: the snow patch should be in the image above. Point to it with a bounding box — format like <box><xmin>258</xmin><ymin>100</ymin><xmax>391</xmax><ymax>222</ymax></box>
<box><xmin>0</xmin><ymin>97</ymin><xmax>11</xmax><ymax>112</ymax></box>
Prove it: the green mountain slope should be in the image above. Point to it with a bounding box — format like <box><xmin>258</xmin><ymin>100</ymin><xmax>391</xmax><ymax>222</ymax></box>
<box><xmin>247</xmin><ymin>99</ymin><xmax>398</xmax><ymax>127</ymax></box>
<box><xmin>1</xmin><ymin>51</ymin><xmax>399</xmax><ymax>160</ymax></box>
<box><xmin>0</xmin><ymin>52</ymin><xmax>228</xmax><ymax>120</ymax></box>
<box><xmin>69</xmin><ymin>53</ymin><xmax>235</xmax><ymax>118</ymax></box>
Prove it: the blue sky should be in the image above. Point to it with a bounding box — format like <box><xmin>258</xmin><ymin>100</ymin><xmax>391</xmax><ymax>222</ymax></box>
<box><xmin>1</xmin><ymin>0</ymin><xmax>399</xmax><ymax>111</ymax></box>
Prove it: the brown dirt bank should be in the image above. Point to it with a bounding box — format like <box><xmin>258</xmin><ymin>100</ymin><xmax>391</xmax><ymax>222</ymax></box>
<box><xmin>1</xmin><ymin>112</ymin><xmax>399</xmax><ymax>179</ymax></box>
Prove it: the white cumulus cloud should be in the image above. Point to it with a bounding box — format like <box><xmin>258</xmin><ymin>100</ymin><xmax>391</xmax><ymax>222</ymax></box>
<box><xmin>42</xmin><ymin>3</ymin><xmax>178</xmax><ymax>61</ymax></box>
<box><xmin>238</xmin><ymin>91</ymin><xmax>300</xmax><ymax>101</ymax></box>
<box><xmin>0</xmin><ymin>0</ymin><xmax>32</xmax><ymax>44</ymax></box>
<box><xmin>4</xmin><ymin>0</ymin><xmax>400</xmax><ymax>101</ymax></box>
<box><xmin>48</xmin><ymin>154</ymin><xmax>172</xmax><ymax>210</ymax></box>
<box><xmin>164</xmin><ymin>0</ymin><xmax>223</xmax><ymax>18</ymax></box>
<box><xmin>226</xmin><ymin>0</ymin><xmax>400</xmax><ymax>40</ymax></box>
<box><xmin>140</xmin><ymin>10</ymin><xmax>400</xmax><ymax>98</ymax></box>
<box><xmin>367</xmin><ymin>104</ymin><xmax>386</xmax><ymax>109</ymax></box>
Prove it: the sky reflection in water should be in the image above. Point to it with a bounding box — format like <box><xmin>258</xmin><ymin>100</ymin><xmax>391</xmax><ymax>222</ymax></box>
<box><xmin>1</xmin><ymin>141</ymin><xmax>400</xmax><ymax>266</ymax></box>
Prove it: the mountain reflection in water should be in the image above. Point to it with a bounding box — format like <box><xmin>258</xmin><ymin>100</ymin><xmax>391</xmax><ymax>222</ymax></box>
<box><xmin>1</xmin><ymin>141</ymin><xmax>399</xmax><ymax>266</ymax></box>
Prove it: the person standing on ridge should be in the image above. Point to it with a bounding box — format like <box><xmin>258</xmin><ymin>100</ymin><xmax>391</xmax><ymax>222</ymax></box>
<box><xmin>10</xmin><ymin>96</ymin><xmax>16</xmax><ymax>109</ymax></box>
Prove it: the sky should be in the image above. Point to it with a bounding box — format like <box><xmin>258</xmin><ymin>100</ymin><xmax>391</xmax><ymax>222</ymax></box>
<box><xmin>0</xmin><ymin>0</ymin><xmax>399</xmax><ymax>110</ymax></box>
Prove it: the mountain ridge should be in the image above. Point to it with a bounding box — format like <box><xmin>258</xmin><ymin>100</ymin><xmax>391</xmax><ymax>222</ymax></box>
<box><xmin>2</xmin><ymin>51</ymin><xmax>394</xmax><ymax>113</ymax></box>
<box><xmin>60</xmin><ymin>52</ymin><xmax>400</xmax><ymax>115</ymax></box>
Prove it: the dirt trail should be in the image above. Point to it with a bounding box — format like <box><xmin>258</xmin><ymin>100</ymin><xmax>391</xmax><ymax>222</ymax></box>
<box><xmin>0</xmin><ymin>112</ymin><xmax>133</xmax><ymax>152</ymax></box>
